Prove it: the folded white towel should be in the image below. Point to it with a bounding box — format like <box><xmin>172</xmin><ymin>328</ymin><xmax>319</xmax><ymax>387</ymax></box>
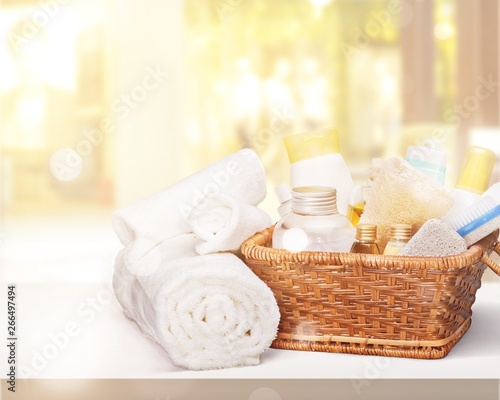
<box><xmin>112</xmin><ymin>149</ymin><xmax>267</xmax><ymax>249</ymax></box>
<box><xmin>122</xmin><ymin>233</ymin><xmax>200</xmax><ymax>277</ymax></box>
<box><xmin>187</xmin><ymin>192</ymin><xmax>272</xmax><ymax>255</ymax></box>
<box><xmin>113</xmin><ymin>239</ymin><xmax>280</xmax><ymax>371</ymax></box>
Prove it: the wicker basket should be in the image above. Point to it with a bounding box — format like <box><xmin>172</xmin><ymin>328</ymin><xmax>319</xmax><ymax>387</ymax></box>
<box><xmin>241</xmin><ymin>226</ymin><xmax>500</xmax><ymax>359</ymax></box>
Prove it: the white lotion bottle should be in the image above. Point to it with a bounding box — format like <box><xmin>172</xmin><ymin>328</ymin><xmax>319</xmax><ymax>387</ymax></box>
<box><xmin>283</xmin><ymin>129</ymin><xmax>354</xmax><ymax>216</ymax></box>
<box><xmin>444</xmin><ymin>146</ymin><xmax>496</xmax><ymax>220</ymax></box>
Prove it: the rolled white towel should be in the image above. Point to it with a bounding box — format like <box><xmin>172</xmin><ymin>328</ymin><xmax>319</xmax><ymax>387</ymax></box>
<box><xmin>122</xmin><ymin>233</ymin><xmax>200</xmax><ymax>277</ymax></box>
<box><xmin>188</xmin><ymin>192</ymin><xmax>272</xmax><ymax>255</ymax></box>
<box><xmin>112</xmin><ymin>149</ymin><xmax>267</xmax><ymax>249</ymax></box>
<box><xmin>113</xmin><ymin>240</ymin><xmax>280</xmax><ymax>371</ymax></box>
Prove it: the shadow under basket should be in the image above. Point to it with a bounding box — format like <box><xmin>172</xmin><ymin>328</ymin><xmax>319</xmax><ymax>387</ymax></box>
<box><xmin>241</xmin><ymin>226</ymin><xmax>500</xmax><ymax>360</ymax></box>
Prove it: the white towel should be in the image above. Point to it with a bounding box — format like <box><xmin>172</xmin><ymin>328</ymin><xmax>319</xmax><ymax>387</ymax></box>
<box><xmin>112</xmin><ymin>149</ymin><xmax>267</xmax><ymax>248</ymax></box>
<box><xmin>122</xmin><ymin>233</ymin><xmax>200</xmax><ymax>277</ymax></box>
<box><xmin>187</xmin><ymin>192</ymin><xmax>273</xmax><ymax>255</ymax></box>
<box><xmin>113</xmin><ymin>240</ymin><xmax>280</xmax><ymax>371</ymax></box>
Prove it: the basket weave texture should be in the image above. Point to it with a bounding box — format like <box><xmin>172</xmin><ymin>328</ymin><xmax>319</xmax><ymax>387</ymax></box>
<box><xmin>241</xmin><ymin>226</ymin><xmax>500</xmax><ymax>359</ymax></box>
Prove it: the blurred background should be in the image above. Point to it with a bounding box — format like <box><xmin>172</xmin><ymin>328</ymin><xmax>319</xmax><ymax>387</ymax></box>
<box><xmin>0</xmin><ymin>0</ymin><xmax>499</xmax><ymax>282</ymax></box>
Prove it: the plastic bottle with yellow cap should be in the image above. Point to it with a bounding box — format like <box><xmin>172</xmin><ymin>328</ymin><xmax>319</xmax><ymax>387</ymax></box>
<box><xmin>283</xmin><ymin>128</ymin><xmax>354</xmax><ymax>216</ymax></box>
<box><xmin>444</xmin><ymin>146</ymin><xmax>496</xmax><ymax>220</ymax></box>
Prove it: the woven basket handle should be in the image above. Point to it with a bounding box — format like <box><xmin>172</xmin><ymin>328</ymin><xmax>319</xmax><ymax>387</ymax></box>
<box><xmin>481</xmin><ymin>242</ymin><xmax>500</xmax><ymax>277</ymax></box>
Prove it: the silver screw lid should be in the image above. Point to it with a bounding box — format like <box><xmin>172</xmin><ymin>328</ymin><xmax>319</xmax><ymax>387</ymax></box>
<box><xmin>291</xmin><ymin>186</ymin><xmax>338</xmax><ymax>216</ymax></box>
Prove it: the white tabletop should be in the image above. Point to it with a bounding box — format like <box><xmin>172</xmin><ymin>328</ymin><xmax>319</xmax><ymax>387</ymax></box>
<box><xmin>6</xmin><ymin>281</ymin><xmax>500</xmax><ymax>380</ymax></box>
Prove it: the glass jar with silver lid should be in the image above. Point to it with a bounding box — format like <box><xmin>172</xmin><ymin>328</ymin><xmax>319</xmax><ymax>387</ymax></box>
<box><xmin>272</xmin><ymin>186</ymin><xmax>355</xmax><ymax>253</ymax></box>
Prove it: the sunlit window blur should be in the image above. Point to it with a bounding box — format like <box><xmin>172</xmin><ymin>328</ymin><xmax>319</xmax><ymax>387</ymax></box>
<box><xmin>183</xmin><ymin>0</ymin><xmax>499</xmax><ymax>194</ymax></box>
<box><xmin>0</xmin><ymin>0</ymin><xmax>499</xmax><ymax>219</ymax></box>
<box><xmin>0</xmin><ymin>0</ymin><xmax>107</xmax><ymax>215</ymax></box>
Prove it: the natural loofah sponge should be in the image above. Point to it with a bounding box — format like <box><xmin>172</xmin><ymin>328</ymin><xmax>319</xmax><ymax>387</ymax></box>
<box><xmin>359</xmin><ymin>158</ymin><xmax>453</xmax><ymax>250</ymax></box>
<box><xmin>399</xmin><ymin>219</ymin><xmax>467</xmax><ymax>257</ymax></box>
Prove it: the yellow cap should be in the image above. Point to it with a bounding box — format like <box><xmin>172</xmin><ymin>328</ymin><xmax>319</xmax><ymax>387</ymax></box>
<box><xmin>455</xmin><ymin>146</ymin><xmax>496</xmax><ymax>194</ymax></box>
<box><xmin>283</xmin><ymin>128</ymin><xmax>340</xmax><ymax>163</ymax></box>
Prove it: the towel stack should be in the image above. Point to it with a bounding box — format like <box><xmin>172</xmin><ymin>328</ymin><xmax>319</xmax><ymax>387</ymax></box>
<box><xmin>112</xmin><ymin>149</ymin><xmax>279</xmax><ymax>370</ymax></box>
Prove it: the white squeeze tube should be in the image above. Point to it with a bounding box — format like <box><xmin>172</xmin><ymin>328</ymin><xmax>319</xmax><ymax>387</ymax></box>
<box><xmin>283</xmin><ymin>129</ymin><xmax>354</xmax><ymax>216</ymax></box>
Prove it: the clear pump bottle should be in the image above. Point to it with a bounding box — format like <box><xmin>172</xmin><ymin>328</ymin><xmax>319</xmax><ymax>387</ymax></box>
<box><xmin>383</xmin><ymin>224</ymin><xmax>412</xmax><ymax>256</ymax></box>
<box><xmin>350</xmin><ymin>223</ymin><xmax>380</xmax><ymax>254</ymax></box>
<box><xmin>272</xmin><ymin>186</ymin><xmax>355</xmax><ymax>253</ymax></box>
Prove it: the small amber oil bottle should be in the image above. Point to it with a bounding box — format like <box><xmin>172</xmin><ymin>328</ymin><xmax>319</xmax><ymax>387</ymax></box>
<box><xmin>350</xmin><ymin>223</ymin><xmax>380</xmax><ymax>254</ymax></box>
<box><xmin>383</xmin><ymin>224</ymin><xmax>412</xmax><ymax>255</ymax></box>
